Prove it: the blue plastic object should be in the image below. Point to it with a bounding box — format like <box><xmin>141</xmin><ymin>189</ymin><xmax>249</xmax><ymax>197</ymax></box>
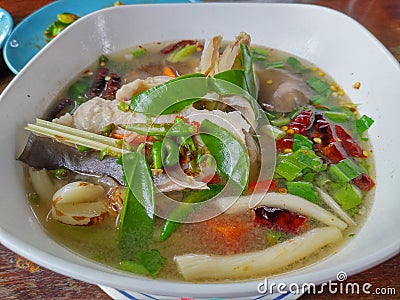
<box><xmin>3</xmin><ymin>0</ymin><xmax>197</xmax><ymax>74</ymax></box>
<box><xmin>0</xmin><ymin>8</ymin><xmax>13</xmax><ymax>49</ymax></box>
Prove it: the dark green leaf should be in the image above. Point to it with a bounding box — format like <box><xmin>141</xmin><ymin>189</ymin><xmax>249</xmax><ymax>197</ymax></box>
<box><xmin>118</xmin><ymin>151</ymin><xmax>154</xmax><ymax>259</ymax></box>
<box><xmin>266</xmin><ymin>61</ymin><xmax>285</xmax><ymax>69</ymax></box>
<box><xmin>293</xmin><ymin>134</ymin><xmax>313</xmax><ymax>151</ymax></box>
<box><xmin>356</xmin><ymin>115</ymin><xmax>374</xmax><ymax>136</ymax></box>
<box><xmin>307</xmin><ymin>77</ymin><xmax>330</xmax><ymax>94</ymax></box>
<box><xmin>159</xmin><ymin>184</ymin><xmax>223</xmax><ymax>241</ymax></box>
<box><xmin>213</xmin><ymin>69</ymin><xmax>247</xmax><ymax>92</ymax></box>
<box><xmin>67</xmin><ymin>78</ymin><xmax>90</xmax><ymax>99</ymax></box>
<box><xmin>287</xmin><ymin>181</ymin><xmax>318</xmax><ymax>203</ymax></box>
<box><xmin>240</xmin><ymin>43</ymin><xmax>257</xmax><ymax>101</ymax></box>
<box><xmin>332</xmin><ymin>183</ymin><xmax>362</xmax><ymax>211</ymax></box>
<box><xmin>200</xmin><ymin>120</ymin><xmax>249</xmax><ymax>194</ymax></box>
<box><xmin>130</xmin><ymin>73</ymin><xmax>207</xmax><ymax>115</ymax></box>
<box><xmin>135</xmin><ymin>249</ymin><xmax>166</xmax><ymax>277</ymax></box>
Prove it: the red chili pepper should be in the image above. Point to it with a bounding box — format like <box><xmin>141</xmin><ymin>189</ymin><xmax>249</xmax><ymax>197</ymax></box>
<box><xmin>288</xmin><ymin>109</ymin><xmax>314</xmax><ymax>135</ymax></box>
<box><xmin>352</xmin><ymin>173</ymin><xmax>375</xmax><ymax>191</ymax></box>
<box><xmin>254</xmin><ymin>206</ymin><xmax>309</xmax><ymax>235</ymax></box>
<box><xmin>313</xmin><ymin>113</ymin><xmax>335</xmax><ymax>145</ymax></box>
<box><xmin>160</xmin><ymin>40</ymin><xmax>197</xmax><ymax>55</ymax></box>
<box><xmin>276</xmin><ymin>138</ymin><xmax>293</xmax><ymax>152</ymax></box>
<box><xmin>322</xmin><ymin>142</ymin><xmax>348</xmax><ymax>163</ymax></box>
<box><xmin>335</xmin><ymin>125</ymin><xmax>365</xmax><ymax>158</ymax></box>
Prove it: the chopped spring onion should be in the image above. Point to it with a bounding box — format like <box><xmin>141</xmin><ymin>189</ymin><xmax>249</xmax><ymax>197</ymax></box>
<box><xmin>356</xmin><ymin>115</ymin><xmax>374</xmax><ymax>136</ymax></box>
<box><xmin>328</xmin><ymin>158</ymin><xmax>364</xmax><ymax>182</ymax></box>
<box><xmin>286</xmin><ymin>181</ymin><xmax>318</xmax><ymax>203</ymax></box>
<box><xmin>325</xmin><ymin>111</ymin><xmax>349</xmax><ymax>123</ymax></box>
<box><xmin>315</xmin><ymin>187</ymin><xmax>356</xmax><ymax>227</ymax></box>
<box><xmin>293</xmin><ymin>133</ymin><xmax>312</xmax><ymax>151</ymax></box>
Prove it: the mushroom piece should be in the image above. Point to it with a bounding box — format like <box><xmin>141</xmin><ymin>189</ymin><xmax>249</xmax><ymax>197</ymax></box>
<box><xmin>257</xmin><ymin>68</ymin><xmax>312</xmax><ymax>112</ymax></box>
<box><xmin>51</xmin><ymin>181</ymin><xmax>109</xmax><ymax>225</ymax></box>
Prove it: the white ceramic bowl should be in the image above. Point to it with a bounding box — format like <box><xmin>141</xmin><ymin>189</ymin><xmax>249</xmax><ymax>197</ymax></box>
<box><xmin>1</xmin><ymin>3</ymin><xmax>399</xmax><ymax>298</ymax></box>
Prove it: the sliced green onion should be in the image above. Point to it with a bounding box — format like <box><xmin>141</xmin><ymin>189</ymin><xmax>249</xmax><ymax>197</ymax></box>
<box><xmin>287</xmin><ymin>181</ymin><xmax>318</xmax><ymax>203</ymax></box>
<box><xmin>167</xmin><ymin>44</ymin><xmax>197</xmax><ymax>63</ymax></box>
<box><xmin>293</xmin><ymin>134</ymin><xmax>312</xmax><ymax>151</ymax></box>
<box><xmin>132</xmin><ymin>47</ymin><xmax>146</xmax><ymax>57</ymax></box>
<box><xmin>325</xmin><ymin>111</ymin><xmax>349</xmax><ymax>123</ymax></box>
<box><xmin>356</xmin><ymin>115</ymin><xmax>374</xmax><ymax>136</ymax></box>
<box><xmin>307</xmin><ymin>77</ymin><xmax>330</xmax><ymax>94</ymax></box>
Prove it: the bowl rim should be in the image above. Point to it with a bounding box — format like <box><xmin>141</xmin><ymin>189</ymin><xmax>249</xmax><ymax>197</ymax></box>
<box><xmin>1</xmin><ymin>2</ymin><xmax>400</xmax><ymax>298</ymax></box>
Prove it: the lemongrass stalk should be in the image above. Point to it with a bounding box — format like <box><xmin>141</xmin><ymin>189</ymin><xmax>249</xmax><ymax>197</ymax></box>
<box><xmin>26</xmin><ymin>119</ymin><xmax>123</xmax><ymax>156</ymax></box>
<box><xmin>36</xmin><ymin>119</ymin><xmax>118</xmax><ymax>146</ymax></box>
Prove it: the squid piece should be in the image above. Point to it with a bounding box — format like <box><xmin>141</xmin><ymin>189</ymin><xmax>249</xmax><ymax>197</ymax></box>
<box><xmin>217</xmin><ymin>192</ymin><xmax>348</xmax><ymax>231</ymax></box>
<box><xmin>175</xmin><ymin>226</ymin><xmax>342</xmax><ymax>281</ymax></box>
<box><xmin>51</xmin><ymin>181</ymin><xmax>109</xmax><ymax>225</ymax></box>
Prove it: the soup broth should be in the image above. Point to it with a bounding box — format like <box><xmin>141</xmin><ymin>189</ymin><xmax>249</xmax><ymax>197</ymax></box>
<box><xmin>23</xmin><ymin>34</ymin><xmax>375</xmax><ymax>282</ymax></box>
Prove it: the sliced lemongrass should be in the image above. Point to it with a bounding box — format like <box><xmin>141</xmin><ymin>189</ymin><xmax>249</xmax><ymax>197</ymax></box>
<box><xmin>217</xmin><ymin>192</ymin><xmax>348</xmax><ymax>231</ymax></box>
<box><xmin>315</xmin><ymin>187</ymin><xmax>356</xmax><ymax>227</ymax></box>
<box><xmin>175</xmin><ymin>226</ymin><xmax>343</xmax><ymax>281</ymax></box>
<box><xmin>26</xmin><ymin>119</ymin><xmax>123</xmax><ymax>156</ymax></box>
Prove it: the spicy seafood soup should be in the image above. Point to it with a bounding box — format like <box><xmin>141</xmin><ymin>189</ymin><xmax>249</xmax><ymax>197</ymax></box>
<box><xmin>19</xmin><ymin>32</ymin><xmax>375</xmax><ymax>282</ymax></box>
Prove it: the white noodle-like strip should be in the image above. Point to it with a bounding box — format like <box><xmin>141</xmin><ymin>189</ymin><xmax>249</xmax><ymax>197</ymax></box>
<box><xmin>217</xmin><ymin>192</ymin><xmax>348</xmax><ymax>231</ymax></box>
<box><xmin>175</xmin><ymin>226</ymin><xmax>342</xmax><ymax>281</ymax></box>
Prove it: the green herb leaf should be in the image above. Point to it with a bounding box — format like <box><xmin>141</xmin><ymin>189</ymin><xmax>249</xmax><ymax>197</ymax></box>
<box><xmin>118</xmin><ymin>151</ymin><xmax>154</xmax><ymax>259</ymax></box>
<box><xmin>118</xmin><ymin>101</ymin><xmax>130</xmax><ymax>112</ymax></box>
<box><xmin>200</xmin><ymin>119</ymin><xmax>249</xmax><ymax>194</ymax></box>
<box><xmin>77</xmin><ymin>145</ymin><xmax>91</xmax><ymax>152</ymax></box>
<box><xmin>287</xmin><ymin>181</ymin><xmax>318</xmax><ymax>203</ymax></box>
<box><xmin>266</xmin><ymin>61</ymin><xmax>285</xmax><ymax>69</ymax></box>
<box><xmin>328</xmin><ymin>158</ymin><xmax>364</xmax><ymax>182</ymax></box>
<box><xmin>49</xmin><ymin>168</ymin><xmax>68</xmax><ymax>180</ymax></box>
<box><xmin>68</xmin><ymin>78</ymin><xmax>90</xmax><ymax>100</ymax></box>
<box><xmin>132</xmin><ymin>47</ymin><xmax>146</xmax><ymax>57</ymax></box>
<box><xmin>250</xmin><ymin>47</ymin><xmax>269</xmax><ymax>61</ymax></box>
<box><xmin>356</xmin><ymin>115</ymin><xmax>374</xmax><ymax>136</ymax></box>
<box><xmin>240</xmin><ymin>43</ymin><xmax>257</xmax><ymax>101</ymax></box>
<box><xmin>293</xmin><ymin>134</ymin><xmax>313</xmax><ymax>151</ymax></box>
<box><xmin>99</xmin><ymin>147</ymin><xmax>109</xmax><ymax>160</ymax></box>
<box><xmin>332</xmin><ymin>183</ymin><xmax>362</xmax><ymax>211</ymax></box>
<box><xmin>325</xmin><ymin>111</ymin><xmax>349</xmax><ymax>123</ymax></box>
<box><xmin>159</xmin><ymin>184</ymin><xmax>223</xmax><ymax>242</ymax></box>
<box><xmin>130</xmin><ymin>73</ymin><xmax>207</xmax><ymax>115</ymax></box>
<box><xmin>135</xmin><ymin>249</ymin><xmax>166</xmax><ymax>277</ymax></box>
<box><xmin>167</xmin><ymin>44</ymin><xmax>197</xmax><ymax>63</ymax></box>
<box><xmin>307</xmin><ymin>77</ymin><xmax>330</xmax><ymax>94</ymax></box>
